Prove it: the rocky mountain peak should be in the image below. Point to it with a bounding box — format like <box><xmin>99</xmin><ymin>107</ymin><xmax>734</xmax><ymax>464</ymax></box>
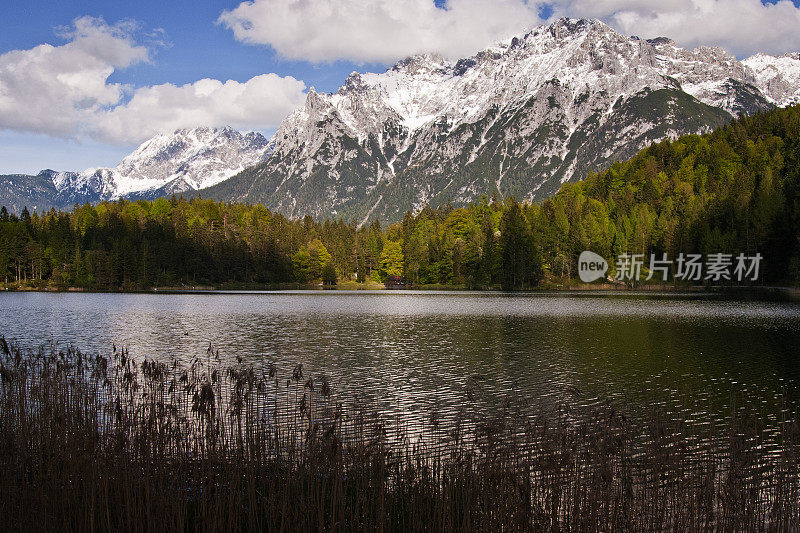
<box><xmin>7</xmin><ymin>18</ymin><xmax>800</xmax><ymax>222</ymax></box>
<box><xmin>197</xmin><ymin>17</ymin><xmax>796</xmax><ymax>223</ymax></box>
<box><xmin>743</xmin><ymin>52</ymin><xmax>800</xmax><ymax>106</ymax></box>
<box><xmin>548</xmin><ymin>17</ymin><xmax>605</xmax><ymax>38</ymax></box>
<box><xmin>392</xmin><ymin>53</ymin><xmax>447</xmax><ymax>74</ymax></box>
<box><xmin>32</xmin><ymin>127</ymin><xmax>274</xmax><ymax>204</ymax></box>
<box><xmin>647</xmin><ymin>37</ymin><xmax>675</xmax><ymax>46</ymax></box>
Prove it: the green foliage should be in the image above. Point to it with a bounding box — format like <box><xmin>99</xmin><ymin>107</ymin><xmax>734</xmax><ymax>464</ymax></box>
<box><xmin>292</xmin><ymin>248</ymin><xmax>312</xmax><ymax>283</ymax></box>
<box><xmin>379</xmin><ymin>240</ymin><xmax>404</xmax><ymax>281</ymax></box>
<box><xmin>1</xmin><ymin>105</ymin><xmax>799</xmax><ymax>289</ymax></box>
<box><xmin>307</xmin><ymin>239</ymin><xmax>332</xmax><ymax>279</ymax></box>
<box><xmin>499</xmin><ymin>200</ymin><xmax>543</xmax><ymax>290</ymax></box>
<box><xmin>536</xmin><ymin>104</ymin><xmax>800</xmax><ymax>283</ymax></box>
<box><xmin>321</xmin><ymin>261</ymin><xmax>337</xmax><ymax>285</ymax></box>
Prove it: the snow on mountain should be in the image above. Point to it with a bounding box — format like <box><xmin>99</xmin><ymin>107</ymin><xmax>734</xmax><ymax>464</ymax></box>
<box><xmin>742</xmin><ymin>53</ymin><xmax>800</xmax><ymax>106</ymax></box>
<box><xmin>2</xmin><ymin>127</ymin><xmax>272</xmax><ymax>212</ymax></box>
<box><xmin>106</xmin><ymin>126</ymin><xmax>271</xmax><ymax>196</ymax></box>
<box><xmin>50</xmin><ymin>169</ymin><xmax>115</xmax><ymax>202</ymax></box>
<box><xmin>4</xmin><ymin>18</ymin><xmax>799</xmax><ymax>222</ymax></box>
<box><xmin>280</xmin><ymin>19</ymin><xmax>671</xmax><ymax>152</ymax></box>
<box><xmin>204</xmin><ymin>17</ymin><xmax>797</xmax><ymax>222</ymax></box>
<box><xmin>46</xmin><ymin>127</ymin><xmax>273</xmax><ymax>204</ymax></box>
<box><xmin>650</xmin><ymin>39</ymin><xmax>769</xmax><ymax>116</ymax></box>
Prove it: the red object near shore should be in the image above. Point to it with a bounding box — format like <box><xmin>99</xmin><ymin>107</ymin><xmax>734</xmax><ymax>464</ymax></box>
<box><xmin>385</xmin><ymin>275</ymin><xmax>408</xmax><ymax>289</ymax></box>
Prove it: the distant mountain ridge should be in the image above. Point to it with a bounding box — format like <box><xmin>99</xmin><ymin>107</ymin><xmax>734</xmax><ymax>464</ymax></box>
<box><xmin>2</xmin><ymin>18</ymin><xmax>800</xmax><ymax>221</ymax></box>
<box><xmin>0</xmin><ymin>127</ymin><xmax>272</xmax><ymax>212</ymax></box>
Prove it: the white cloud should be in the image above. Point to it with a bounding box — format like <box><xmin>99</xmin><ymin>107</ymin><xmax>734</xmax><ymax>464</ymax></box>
<box><xmin>5</xmin><ymin>3</ymin><xmax>799</xmax><ymax>149</ymax></box>
<box><xmin>93</xmin><ymin>74</ymin><xmax>307</xmax><ymax>144</ymax></box>
<box><xmin>219</xmin><ymin>0</ymin><xmax>800</xmax><ymax>63</ymax></box>
<box><xmin>557</xmin><ymin>0</ymin><xmax>800</xmax><ymax>57</ymax></box>
<box><xmin>0</xmin><ymin>17</ymin><xmax>308</xmax><ymax>145</ymax></box>
<box><xmin>218</xmin><ymin>0</ymin><xmax>546</xmax><ymax>63</ymax></box>
<box><xmin>0</xmin><ymin>16</ymin><xmax>148</xmax><ymax>137</ymax></box>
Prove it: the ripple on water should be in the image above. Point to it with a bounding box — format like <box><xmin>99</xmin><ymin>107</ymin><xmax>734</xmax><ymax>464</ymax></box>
<box><xmin>1</xmin><ymin>290</ymin><xmax>799</xmax><ymax>454</ymax></box>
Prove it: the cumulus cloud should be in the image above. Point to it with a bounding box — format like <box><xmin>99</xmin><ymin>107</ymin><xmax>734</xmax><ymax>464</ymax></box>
<box><xmin>559</xmin><ymin>0</ymin><xmax>800</xmax><ymax>57</ymax></box>
<box><xmin>219</xmin><ymin>0</ymin><xmax>800</xmax><ymax>63</ymax></box>
<box><xmin>0</xmin><ymin>16</ymin><xmax>148</xmax><ymax>137</ymax></box>
<box><xmin>93</xmin><ymin>75</ymin><xmax>307</xmax><ymax>144</ymax></box>
<box><xmin>6</xmin><ymin>3</ymin><xmax>799</xmax><ymax>148</ymax></box>
<box><xmin>218</xmin><ymin>0</ymin><xmax>546</xmax><ymax>63</ymax></box>
<box><xmin>0</xmin><ymin>17</ymin><xmax>308</xmax><ymax>145</ymax></box>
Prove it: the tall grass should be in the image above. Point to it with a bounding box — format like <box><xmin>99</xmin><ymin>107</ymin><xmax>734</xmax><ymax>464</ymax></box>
<box><xmin>1</xmin><ymin>337</ymin><xmax>798</xmax><ymax>531</ymax></box>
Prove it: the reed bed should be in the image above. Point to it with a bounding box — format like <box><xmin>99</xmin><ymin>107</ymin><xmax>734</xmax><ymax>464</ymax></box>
<box><xmin>0</xmin><ymin>337</ymin><xmax>798</xmax><ymax>532</ymax></box>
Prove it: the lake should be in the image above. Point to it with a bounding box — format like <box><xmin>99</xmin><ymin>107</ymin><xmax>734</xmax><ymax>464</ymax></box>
<box><xmin>2</xmin><ymin>290</ymin><xmax>800</xmax><ymax>445</ymax></box>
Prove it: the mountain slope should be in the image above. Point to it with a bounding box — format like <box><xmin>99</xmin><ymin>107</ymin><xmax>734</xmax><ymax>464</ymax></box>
<box><xmin>0</xmin><ymin>127</ymin><xmax>272</xmax><ymax>212</ymax></box>
<box><xmin>0</xmin><ymin>172</ymin><xmax>59</xmax><ymax>214</ymax></box>
<box><xmin>743</xmin><ymin>53</ymin><xmax>800</xmax><ymax>106</ymax></box>
<box><xmin>99</xmin><ymin>126</ymin><xmax>272</xmax><ymax>198</ymax></box>
<box><xmin>3</xmin><ymin>19</ymin><xmax>799</xmax><ymax>222</ymax></box>
<box><xmin>200</xmin><ymin>18</ymin><xmax>794</xmax><ymax>223</ymax></box>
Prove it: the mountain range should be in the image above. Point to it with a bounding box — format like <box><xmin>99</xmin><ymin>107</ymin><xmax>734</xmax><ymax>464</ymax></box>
<box><xmin>0</xmin><ymin>127</ymin><xmax>271</xmax><ymax>213</ymax></box>
<box><xmin>2</xmin><ymin>18</ymin><xmax>799</xmax><ymax>222</ymax></box>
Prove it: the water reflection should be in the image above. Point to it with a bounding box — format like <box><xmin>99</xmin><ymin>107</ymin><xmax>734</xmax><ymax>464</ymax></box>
<box><xmin>2</xmin><ymin>291</ymin><xmax>799</xmax><ymax>441</ymax></box>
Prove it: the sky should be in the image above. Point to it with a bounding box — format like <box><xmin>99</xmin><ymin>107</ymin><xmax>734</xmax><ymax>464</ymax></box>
<box><xmin>1</xmin><ymin>0</ymin><xmax>799</xmax><ymax>174</ymax></box>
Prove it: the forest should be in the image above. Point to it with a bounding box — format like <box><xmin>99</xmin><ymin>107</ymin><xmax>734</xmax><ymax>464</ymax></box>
<box><xmin>1</xmin><ymin>104</ymin><xmax>798</xmax><ymax>290</ymax></box>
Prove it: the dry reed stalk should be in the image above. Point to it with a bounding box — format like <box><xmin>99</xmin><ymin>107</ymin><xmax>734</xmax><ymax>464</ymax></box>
<box><xmin>0</xmin><ymin>337</ymin><xmax>798</xmax><ymax>531</ymax></box>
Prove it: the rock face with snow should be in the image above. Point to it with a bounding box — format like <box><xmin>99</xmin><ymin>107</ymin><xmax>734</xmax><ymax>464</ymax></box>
<box><xmin>101</xmin><ymin>126</ymin><xmax>272</xmax><ymax>199</ymax></box>
<box><xmin>0</xmin><ymin>127</ymin><xmax>272</xmax><ymax>211</ymax></box>
<box><xmin>3</xmin><ymin>18</ymin><xmax>799</xmax><ymax>222</ymax></box>
<box><xmin>202</xmin><ymin>18</ymin><xmax>798</xmax><ymax>223</ymax></box>
<box><xmin>742</xmin><ymin>53</ymin><xmax>800</xmax><ymax>106</ymax></box>
<box><xmin>649</xmin><ymin>39</ymin><xmax>770</xmax><ymax>116</ymax></box>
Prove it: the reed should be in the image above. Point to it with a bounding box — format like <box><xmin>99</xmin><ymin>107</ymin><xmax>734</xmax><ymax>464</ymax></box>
<box><xmin>0</xmin><ymin>337</ymin><xmax>798</xmax><ymax>531</ymax></box>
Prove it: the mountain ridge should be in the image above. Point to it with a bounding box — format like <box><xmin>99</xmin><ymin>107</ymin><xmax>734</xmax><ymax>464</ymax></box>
<box><xmin>200</xmin><ymin>17</ymin><xmax>796</xmax><ymax>222</ymax></box>
<box><xmin>2</xmin><ymin>18</ymin><xmax>800</xmax><ymax>221</ymax></box>
<box><xmin>0</xmin><ymin>127</ymin><xmax>272</xmax><ymax>212</ymax></box>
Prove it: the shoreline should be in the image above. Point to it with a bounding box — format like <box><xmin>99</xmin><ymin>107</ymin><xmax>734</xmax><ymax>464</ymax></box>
<box><xmin>3</xmin><ymin>282</ymin><xmax>798</xmax><ymax>300</ymax></box>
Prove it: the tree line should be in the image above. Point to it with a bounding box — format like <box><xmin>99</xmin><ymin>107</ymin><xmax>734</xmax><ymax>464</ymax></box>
<box><xmin>1</xmin><ymin>104</ymin><xmax>798</xmax><ymax>290</ymax></box>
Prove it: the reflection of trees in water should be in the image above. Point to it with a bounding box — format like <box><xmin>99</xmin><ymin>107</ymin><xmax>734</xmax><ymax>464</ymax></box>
<box><xmin>4</xmin><ymin>293</ymin><xmax>800</xmax><ymax>458</ymax></box>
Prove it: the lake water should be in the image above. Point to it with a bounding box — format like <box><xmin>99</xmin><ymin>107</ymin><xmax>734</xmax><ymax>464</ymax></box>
<box><xmin>2</xmin><ymin>290</ymin><xmax>800</xmax><ymax>444</ymax></box>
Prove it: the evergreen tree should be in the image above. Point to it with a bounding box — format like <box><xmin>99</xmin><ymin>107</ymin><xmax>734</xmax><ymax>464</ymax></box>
<box><xmin>321</xmin><ymin>261</ymin><xmax>337</xmax><ymax>285</ymax></box>
<box><xmin>379</xmin><ymin>241</ymin><xmax>404</xmax><ymax>281</ymax></box>
<box><xmin>499</xmin><ymin>200</ymin><xmax>541</xmax><ymax>290</ymax></box>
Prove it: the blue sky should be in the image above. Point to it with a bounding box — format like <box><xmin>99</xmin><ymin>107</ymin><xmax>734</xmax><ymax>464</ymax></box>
<box><xmin>1</xmin><ymin>0</ymin><xmax>372</xmax><ymax>92</ymax></box>
<box><xmin>1</xmin><ymin>0</ymin><xmax>379</xmax><ymax>173</ymax></box>
<box><xmin>1</xmin><ymin>0</ymin><xmax>799</xmax><ymax>174</ymax></box>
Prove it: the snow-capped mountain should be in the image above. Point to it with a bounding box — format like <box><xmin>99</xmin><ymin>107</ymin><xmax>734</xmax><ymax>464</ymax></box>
<box><xmin>3</xmin><ymin>18</ymin><xmax>799</xmax><ymax>222</ymax></box>
<box><xmin>650</xmin><ymin>38</ymin><xmax>770</xmax><ymax>116</ymax></box>
<box><xmin>79</xmin><ymin>126</ymin><xmax>272</xmax><ymax>201</ymax></box>
<box><xmin>0</xmin><ymin>127</ymin><xmax>272</xmax><ymax>212</ymax></box>
<box><xmin>97</xmin><ymin>126</ymin><xmax>272</xmax><ymax>199</ymax></box>
<box><xmin>202</xmin><ymin>18</ymin><xmax>799</xmax><ymax>223</ymax></box>
<box><xmin>743</xmin><ymin>53</ymin><xmax>800</xmax><ymax>106</ymax></box>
